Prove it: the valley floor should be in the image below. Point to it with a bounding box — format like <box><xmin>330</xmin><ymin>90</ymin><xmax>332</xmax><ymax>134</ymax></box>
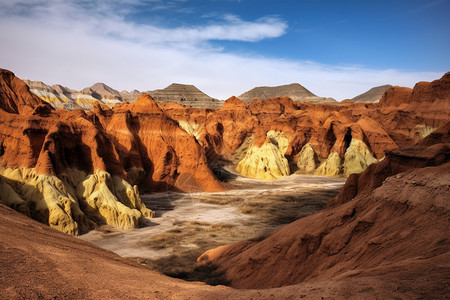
<box><xmin>79</xmin><ymin>172</ymin><xmax>344</xmax><ymax>281</ymax></box>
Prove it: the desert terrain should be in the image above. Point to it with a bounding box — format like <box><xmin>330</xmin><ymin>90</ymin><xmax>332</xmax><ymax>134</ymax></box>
<box><xmin>80</xmin><ymin>171</ymin><xmax>344</xmax><ymax>282</ymax></box>
<box><xmin>0</xmin><ymin>68</ymin><xmax>449</xmax><ymax>299</ymax></box>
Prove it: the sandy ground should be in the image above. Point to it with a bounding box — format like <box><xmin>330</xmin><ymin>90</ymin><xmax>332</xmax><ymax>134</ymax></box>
<box><xmin>3</xmin><ymin>202</ymin><xmax>400</xmax><ymax>299</ymax></box>
<box><xmin>79</xmin><ymin>173</ymin><xmax>344</xmax><ymax>279</ymax></box>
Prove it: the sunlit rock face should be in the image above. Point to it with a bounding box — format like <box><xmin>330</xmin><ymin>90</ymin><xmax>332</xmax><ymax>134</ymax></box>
<box><xmin>296</xmin><ymin>143</ymin><xmax>318</xmax><ymax>174</ymax></box>
<box><xmin>236</xmin><ymin>139</ymin><xmax>290</xmax><ymax>180</ymax></box>
<box><xmin>314</xmin><ymin>152</ymin><xmax>342</xmax><ymax>177</ymax></box>
<box><xmin>266</xmin><ymin>130</ymin><xmax>289</xmax><ymax>155</ymax></box>
<box><xmin>0</xmin><ymin>168</ymin><xmax>153</xmax><ymax>235</ymax></box>
<box><xmin>343</xmin><ymin>139</ymin><xmax>378</xmax><ymax>177</ymax></box>
<box><xmin>313</xmin><ymin>139</ymin><xmax>378</xmax><ymax>177</ymax></box>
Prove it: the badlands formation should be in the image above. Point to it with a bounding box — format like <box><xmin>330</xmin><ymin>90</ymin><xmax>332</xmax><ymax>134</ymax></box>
<box><xmin>1</xmin><ymin>67</ymin><xmax>449</xmax><ymax>298</ymax></box>
<box><xmin>0</xmin><ymin>69</ymin><xmax>222</xmax><ymax>235</ymax></box>
<box><xmin>198</xmin><ymin>128</ymin><xmax>450</xmax><ymax>294</ymax></box>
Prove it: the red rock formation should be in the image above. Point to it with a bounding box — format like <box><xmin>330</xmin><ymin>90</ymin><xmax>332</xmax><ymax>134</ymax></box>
<box><xmin>163</xmin><ymin>73</ymin><xmax>449</xmax><ymax>180</ymax></box>
<box><xmin>109</xmin><ymin>94</ymin><xmax>223</xmax><ymax>192</ymax></box>
<box><xmin>0</xmin><ymin>69</ymin><xmax>50</xmax><ymax>114</ymax></box>
<box><xmin>0</xmin><ymin>70</ymin><xmax>222</xmax><ymax>191</ymax></box>
<box><xmin>1</xmin><ymin>67</ymin><xmax>449</xmax><ymax>232</ymax></box>
<box><xmin>330</xmin><ymin>122</ymin><xmax>450</xmax><ymax>207</ymax></box>
<box><xmin>377</xmin><ymin>72</ymin><xmax>450</xmax><ymax>145</ymax></box>
<box><xmin>0</xmin><ymin>69</ymin><xmax>223</xmax><ymax>234</ymax></box>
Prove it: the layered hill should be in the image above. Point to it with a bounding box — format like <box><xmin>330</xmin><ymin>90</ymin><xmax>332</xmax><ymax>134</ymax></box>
<box><xmin>0</xmin><ymin>69</ymin><xmax>223</xmax><ymax>235</ymax></box>
<box><xmin>198</xmin><ymin>126</ymin><xmax>450</xmax><ymax>298</ymax></box>
<box><xmin>238</xmin><ymin>83</ymin><xmax>337</xmax><ymax>104</ymax></box>
<box><xmin>23</xmin><ymin>79</ymin><xmax>127</xmax><ymax>110</ymax></box>
<box><xmin>351</xmin><ymin>84</ymin><xmax>393</xmax><ymax>103</ymax></box>
<box><xmin>24</xmin><ymin>80</ymin><xmax>224</xmax><ymax>110</ymax></box>
<box><xmin>148</xmin><ymin>83</ymin><xmax>224</xmax><ymax>109</ymax></box>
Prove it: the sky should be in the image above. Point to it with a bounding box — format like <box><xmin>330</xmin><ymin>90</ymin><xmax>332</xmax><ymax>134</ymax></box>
<box><xmin>0</xmin><ymin>0</ymin><xmax>449</xmax><ymax>100</ymax></box>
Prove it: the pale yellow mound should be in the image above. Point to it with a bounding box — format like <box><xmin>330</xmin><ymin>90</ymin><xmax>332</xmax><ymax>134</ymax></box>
<box><xmin>178</xmin><ymin>120</ymin><xmax>204</xmax><ymax>140</ymax></box>
<box><xmin>266</xmin><ymin>130</ymin><xmax>289</xmax><ymax>155</ymax></box>
<box><xmin>315</xmin><ymin>139</ymin><xmax>379</xmax><ymax>177</ymax></box>
<box><xmin>296</xmin><ymin>143</ymin><xmax>317</xmax><ymax>174</ymax></box>
<box><xmin>315</xmin><ymin>152</ymin><xmax>342</xmax><ymax>176</ymax></box>
<box><xmin>343</xmin><ymin>139</ymin><xmax>378</xmax><ymax>177</ymax></box>
<box><xmin>236</xmin><ymin>140</ymin><xmax>290</xmax><ymax>180</ymax></box>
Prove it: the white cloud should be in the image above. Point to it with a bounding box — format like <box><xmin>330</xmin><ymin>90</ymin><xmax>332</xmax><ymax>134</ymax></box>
<box><xmin>0</xmin><ymin>0</ymin><xmax>443</xmax><ymax>100</ymax></box>
<box><xmin>0</xmin><ymin>0</ymin><xmax>287</xmax><ymax>44</ymax></box>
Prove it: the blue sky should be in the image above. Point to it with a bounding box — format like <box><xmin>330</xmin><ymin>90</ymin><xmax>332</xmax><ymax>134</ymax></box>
<box><xmin>0</xmin><ymin>0</ymin><xmax>449</xmax><ymax>100</ymax></box>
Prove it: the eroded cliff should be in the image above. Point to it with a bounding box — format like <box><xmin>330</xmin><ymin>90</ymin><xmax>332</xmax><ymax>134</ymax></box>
<box><xmin>0</xmin><ymin>69</ymin><xmax>223</xmax><ymax>235</ymax></box>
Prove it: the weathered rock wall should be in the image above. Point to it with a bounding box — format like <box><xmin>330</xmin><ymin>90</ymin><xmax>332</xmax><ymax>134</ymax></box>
<box><xmin>0</xmin><ymin>69</ymin><xmax>223</xmax><ymax>235</ymax></box>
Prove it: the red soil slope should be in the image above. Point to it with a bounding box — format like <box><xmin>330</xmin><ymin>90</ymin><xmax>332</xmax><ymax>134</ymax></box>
<box><xmin>3</xmin><ymin>201</ymin><xmax>447</xmax><ymax>299</ymax></box>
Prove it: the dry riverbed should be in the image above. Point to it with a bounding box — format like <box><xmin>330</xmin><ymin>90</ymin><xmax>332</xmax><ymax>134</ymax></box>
<box><xmin>79</xmin><ymin>173</ymin><xmax>345</xmax><ymax>283</ymax></box>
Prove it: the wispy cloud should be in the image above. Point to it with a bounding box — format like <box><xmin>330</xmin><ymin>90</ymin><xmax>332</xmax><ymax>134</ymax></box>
<box><xmin>0</xmin><ymin>0</ymin><xmax>442</xmax><ymax>100</ymax></box>
<box><xmin>0</xmin><ymin>0</ymin><xmax>287</xmax><ymax>44</ymax></box>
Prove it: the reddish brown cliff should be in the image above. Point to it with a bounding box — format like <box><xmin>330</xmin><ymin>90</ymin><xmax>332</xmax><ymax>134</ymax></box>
<box><xmin>163</xmin><ymin>73</ymin><xmax>449</xmax><ymax>180</ymax></box>
<box><xmin>0</xmin><ymin>69</ymin><xmax>50</xmax><ymax>114</ymax></box>
<box><xmin>0</xmin><ymin>69</ymin><xmax>223</xmax><ymax>235</ymax></box>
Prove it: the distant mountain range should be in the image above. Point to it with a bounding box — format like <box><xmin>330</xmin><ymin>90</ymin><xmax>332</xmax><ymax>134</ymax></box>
<box><xmin>23</xmin><ymin>80</ymin><xmax>221</xmax><ymax>110</ymax></box>
<box><xmin>23</xmin><ymin>79</ymin><xmax>390</xmax><ymax>110</ymax></box>
<box><xmin>238</xmin><ymin>83</ymin><xmax>337</xmax><ymax>104</ymax></box>
<box><xmin>350</xmin><ymin>85</ymin><xmax>393</xmax><ymax>103</ymax></box>
<box><xmin>23</xmin><ymin>80</ymin><xmax>138</xmax><ymax>110</ymax></box>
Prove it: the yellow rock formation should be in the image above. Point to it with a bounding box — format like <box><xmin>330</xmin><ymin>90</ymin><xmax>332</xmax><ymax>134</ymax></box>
<box><xmin>178</xmin><ymin>120</ymin><xmax>204</xmax><ymax>140</ymax></box>
<box><xmin>412</xmin><ymin>124</ymin><xmax>436</xmax><ymax>140</ymax></box>
<box><xmin>343</xmin><ymin>139</ymin><xmax>378</xmax><ymax>177</ymax></box>
<box><xmin>75</xmin><ymin>96</ymin><xmax>101</xmax><ymax>109</ymax></box>
<box><xmin>76</xmin><ymin>171</ymin><xmax>143</xmax><ymax>230</ymax></box>
<box><xmin>0</xmin><ymin>168</ymin><xmax>154</xmax><ymax>235</ymax></box>
<box><xmin>236</xmin><ymin>139</ymin><xmax>290</xmax><ymax>180</ymax></box>
<box><xmin>315</xmin><ymin>152</ymin><xmax>342</xmax><ymax>176</ymax></box>
<box><xmin>296</xmin><ymin>144</ymin><xmax>317</xmax><ymax>174</ymax></box>
<box><xmin>0</xmin><ymin>175</ymin><xmax>30</xmax><ymax>216</ymax></box>
<box><xmin>315</xmin><ymin>140</ymin><xmax>378</xmax><ymax>177</ymax></box>
<box><xmin>1</xmin><ymin>168</ymin><xmax>89</xmax><ymax>235</ymax></box>
<box><xmin>266</xmin><ymin>130</ymin><xmax>289</xmax><ymax>155</ymax></box>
